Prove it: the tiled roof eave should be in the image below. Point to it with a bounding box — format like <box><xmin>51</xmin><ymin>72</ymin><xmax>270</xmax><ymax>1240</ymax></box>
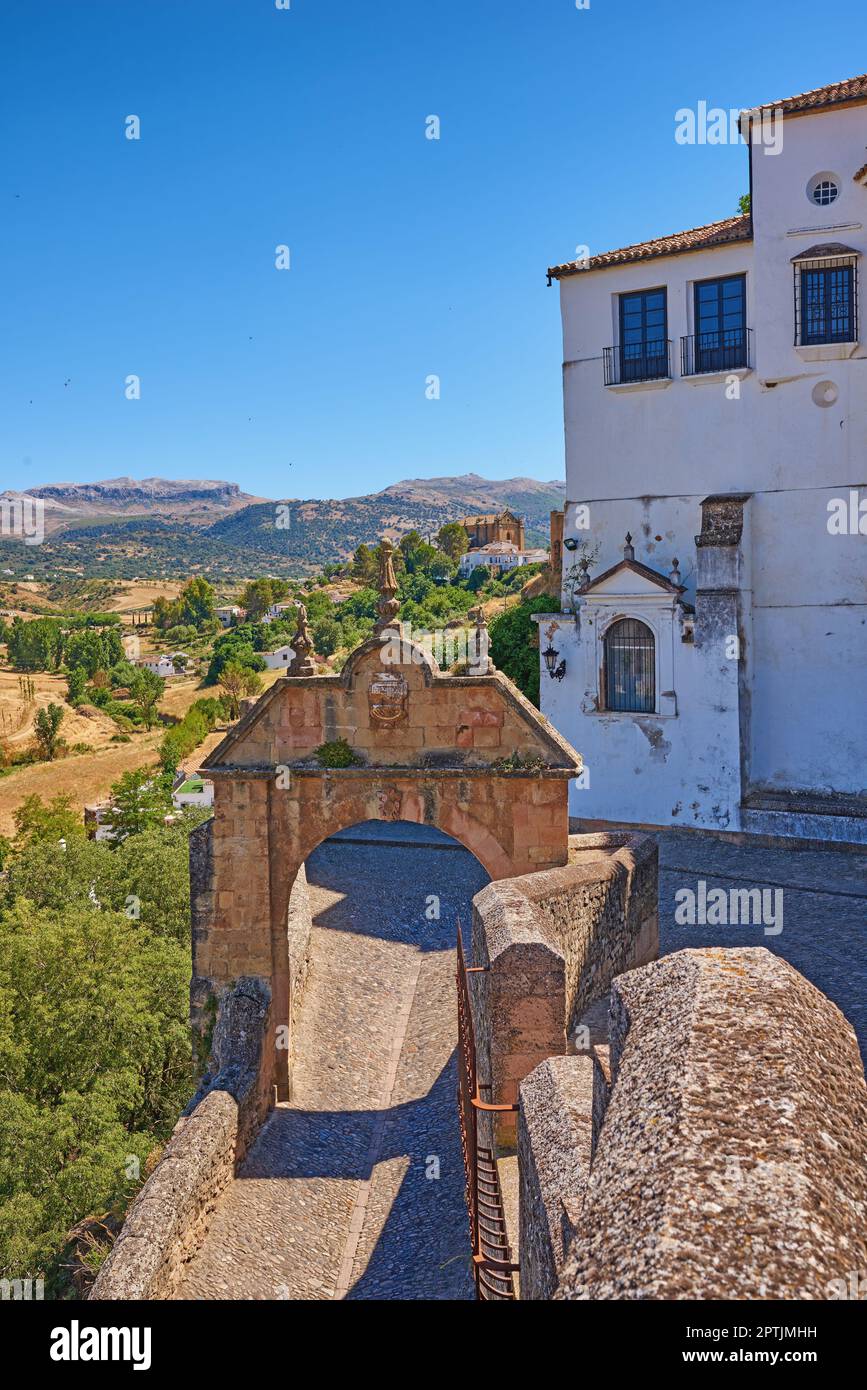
<box><xmin>742</xmin><ymin>73</ymin><xmax>867</xmax><ymax>118</ymax></box>
<box><xmin>548</xmin><ymin>221</ymin><xmax>752</xmax><ymax>280</ymax></box>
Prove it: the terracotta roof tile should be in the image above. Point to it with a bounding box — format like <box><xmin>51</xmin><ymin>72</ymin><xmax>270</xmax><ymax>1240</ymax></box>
<box><xmin>854</xmin><ymin>161</ymin><xmax>867</xmax><ymax>184</ymax></box>
<box><xmin>548</xmin><ymin>214</ymin><xmax>751</xmax><ymax>280</ymax></box>
<box><xmin>548</xmin><ymin>73</ymin><xmax>867</xmax><ymax>282</ymax></box>
<box><xmin>743</xmin><ymin>72</ymin><xmax>867</xmax><ymax>117</ymax></box>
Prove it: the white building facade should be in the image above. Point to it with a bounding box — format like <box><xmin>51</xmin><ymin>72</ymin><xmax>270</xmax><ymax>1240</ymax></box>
<box><xmin>537</xmin><ymin>74</ymin><xmax>867</xmax><ymax>844</ymax></box>
<box><xmin>137</xmin><ymin>655</ymin><xmax>176</xmax><ymax>677</ymax></box>
<box><xmin>458</xmin><ymin>542</ymin><xmax>548</xmax><ymax>577</ymax></box>
<box><xmin>261</xmin><ymin>643</ymin><xmax>295</xmax><ymax>670</ymax></box>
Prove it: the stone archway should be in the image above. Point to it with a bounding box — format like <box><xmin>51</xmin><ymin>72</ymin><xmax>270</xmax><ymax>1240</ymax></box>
<box><xmin>191</xmin><ymin>565</ymin><xmax>581</xmax><ymax>1098</ymax></box>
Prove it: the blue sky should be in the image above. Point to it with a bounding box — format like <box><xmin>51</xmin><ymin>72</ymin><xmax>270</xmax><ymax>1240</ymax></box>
<box><xmin>1</xmin><ymin>0</ymin><xmax>864</xmax><ymax>501</ymax></box>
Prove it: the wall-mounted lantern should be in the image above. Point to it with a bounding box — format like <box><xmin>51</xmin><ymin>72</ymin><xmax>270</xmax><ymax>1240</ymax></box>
<box><xmin>543</xmin><ymin>642</ymin><xmax>566</xmax><ymax>681</ymax></box>
<box><xmin>563</xmin><ymin>537</ymin><xmax>578</xmax><ymax>551</ymax></box>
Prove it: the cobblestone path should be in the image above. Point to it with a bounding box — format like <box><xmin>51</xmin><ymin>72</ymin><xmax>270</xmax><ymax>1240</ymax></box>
<box><xmin>656</xmin><ymin>831</ymin><xmax>867</xmax><ymax>1060</ymax></box>
<box><xmin>175</xmin><ymin>824</ymin><xmax>488</xmax><ymax>1301</ymax></box>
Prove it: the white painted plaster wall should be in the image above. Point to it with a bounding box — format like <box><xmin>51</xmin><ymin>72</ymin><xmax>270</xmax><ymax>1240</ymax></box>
<box><xmin>546</xmin><ymin>100</ymin><xmax>867</xmax><ymax>833</ymax></box>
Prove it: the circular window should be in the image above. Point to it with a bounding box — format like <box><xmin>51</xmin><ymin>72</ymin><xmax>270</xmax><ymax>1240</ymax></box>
<box><xmin>807</xmin><ymin>173</ymin><xmax>840</xmax><ymax>207</ymax></box>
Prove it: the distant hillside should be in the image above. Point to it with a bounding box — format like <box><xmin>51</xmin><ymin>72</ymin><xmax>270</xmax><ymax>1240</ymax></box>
<box><xmin>30</xmin><ymin>477</ymin><xmax>248</xmax><ymax>508</ymax></box>
<box><xmin>1</xmin><ymin>473</ymin><xmax>564</xmax><ymax>580</ymax></box>
<box><xmin>15</xmin><ymin>476</ymin><xmax>262</xmax><ymax>536</ymax></box>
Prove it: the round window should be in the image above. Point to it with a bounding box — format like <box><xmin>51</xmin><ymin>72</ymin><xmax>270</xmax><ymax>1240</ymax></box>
<box><xmin>807</xmin><ymin>173</ymin><xmax>840</xmax><ymax>207</ymax></box>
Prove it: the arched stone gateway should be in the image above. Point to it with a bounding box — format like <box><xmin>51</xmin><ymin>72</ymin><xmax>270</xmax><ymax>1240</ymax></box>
<box><xmin>191</xmin><ymin>575</ymin><xmax>582</xmax><ymax>1099</ymax></box>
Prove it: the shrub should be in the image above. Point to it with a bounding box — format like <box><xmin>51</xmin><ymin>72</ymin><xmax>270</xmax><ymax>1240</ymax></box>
<box><xmin>313</xmin><ymin>738</ymin><xmax>361</xmax><ymax>768</ymax></box>
<box><xmin>488</xmin><ymin>595</ymin><xmax>560</xmax><ymax>706</ymax></box>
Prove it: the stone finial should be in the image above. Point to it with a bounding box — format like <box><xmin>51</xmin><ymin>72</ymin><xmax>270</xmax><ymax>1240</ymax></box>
<box><xmin>623</xmin><ymin>532</ymin><xmax>635</xmax><ymax>561</ymax></box>
<box><xmin>374</xmin><ymin>539</ymin><xmax>400</xmax><ymax>636</ymax></box>
<box><xmin>669</xmin><ymin>558</ymin><xmax>681</xmax><ymax>586</ymax></box>
<box><xmin>471</xmin><ymin>605</ymin><xmax>494</xmax><ymax>674</ymax></box>
<box><xmin>286</xmin><ymin>600</ymin><xmax>317</xmax><ymax>677</ymax></box>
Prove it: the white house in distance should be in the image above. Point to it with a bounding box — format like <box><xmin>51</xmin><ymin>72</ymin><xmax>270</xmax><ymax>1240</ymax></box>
<box><xmin>136</xmin><ymin>655</ymin><xmax>177</xmax><ymax>678</ymax></box>
<box><xmin>172</xmin><ymin>775</ymin><xmax>215</xmax><ymax>810</ymax></box>
<box><xmin>536</xmin><ymin>73</ymin><xmax>867</xmax><ymax>845</ymax></box>
<box><xmin>215</xmin><ymin>605</ymin><xmax>242</xmax><ymax>628</ymax></box>
<box><xmin>261</xmin><ymin>601</ymin><xmax>295</xmax><ymax>625</ymax></box>
<box><xmin>261</xmin><ymin>643</ymin><xmax>295</xmax><ymax>670</ymax></box>
<box><xmin>458</xmin><ymin>541</ymin><xmax>548</xmax><ymax>577</ymax></box>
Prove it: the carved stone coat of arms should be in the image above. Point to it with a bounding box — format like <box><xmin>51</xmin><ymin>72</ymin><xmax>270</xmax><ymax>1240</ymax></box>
<box><xmin>368</xmin><ymin>671</ymin><xmax>409</xmax><ymax>726</ymax></box>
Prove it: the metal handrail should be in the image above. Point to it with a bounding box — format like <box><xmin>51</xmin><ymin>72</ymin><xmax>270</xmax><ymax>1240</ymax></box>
<box><xmin>457</xmin><ymin>924</ymin><xmax>520</xmax><ymax>1299</ymax></box>
<box><xmin>603</xmin><ymin>340</ymin><xmax>672</xmax><ymax>385</ymax></box>
<box><xmin>681</xmin><ymin>327</ymin><xmax>752</xmax><ymax>375</ymax></box>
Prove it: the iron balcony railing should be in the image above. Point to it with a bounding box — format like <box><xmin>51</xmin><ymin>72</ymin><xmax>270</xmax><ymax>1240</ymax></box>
<box><xmin>681</xmin><ymin>327</ymin><xmax>752</xmax><ymax>376</ymax></box>
<box><xmin>456</xmin><ymin>924</ymin><xmax>519</xmax><ymax>1301</ymax></box>
<box><xmin>603</xmin><ymin>340</ymin><xmax>671</xmax><ymax>386</ymax></box>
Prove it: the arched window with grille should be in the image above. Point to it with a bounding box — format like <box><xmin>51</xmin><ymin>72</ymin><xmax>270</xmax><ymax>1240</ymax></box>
<box><xmin>604</xmin><ymin>618</ymin><xmax>656</xmax><ymax>713</ymax></box>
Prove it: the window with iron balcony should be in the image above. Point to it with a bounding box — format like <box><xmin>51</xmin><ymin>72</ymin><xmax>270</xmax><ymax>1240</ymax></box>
<box><xmin>681</xmin><ymin>273</ymin><xmax>751</xmax><ymax>375</ymax></box>
<box><xmin>604</xmin><ymin>287</ymin><xmax>671</xmax><ymax>385</ymax></box>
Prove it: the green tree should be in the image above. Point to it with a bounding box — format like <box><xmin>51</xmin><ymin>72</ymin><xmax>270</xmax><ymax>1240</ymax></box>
<box><xmin>218</xmin><ymin>661</ymin><xmax>263</xmax><ymax>719</ymax></box>
<box><xmin>436</xmin><ymin>522</ymin><xmax>469</xmax><ymax>563</ymax></box>
<box><xmin>399</xmin><ymin>531</ymin><xmax>438</xmax><ymax>574</ymax></box>
<box><xmin>103</xmin><ymin>768</ymin><xmax>173</xmax><ymax>841</ymax></box>
<box><xmin>12</xmin><ymin>793</ymin><xmax>83</xmax><ymax>845</ymax></box>
<box><xmin>0</xmin><ymin>897</ymin><xmax>191</xmax><ymax>1287</ymax></box>
<box><xmin>239</xmin><ymin>577</ymin><xmax>288</xmax><ymax>622</ymax></box>
<box><xmin>488</xmin><ymin>595</ymin><xmax>560</xmax><ymax>706</ymax></box>
<box><xmin>466</xmin><ymin>565</ymin><xmax>490</xmax><ymax>593</ymax></box>
<box><xmin>66</xmin><ymin>666</ymin><xmax>88</xmax><ymax>707</ymax></box>
<box><xmin>153</xmin><ymin>577</ymin><xmax>216</xmax><ymax>631</ymax></box>
<box><xmin>177</xmin><ymin>576</ymin><xmax>215</xmax><ymax>628</ymax></box>
<box><xmin>64</xmin><ymin>626</ymin><xmax>125</xmax><ymax>679</ymax></box>
<box><xmin>312</xmin><ymin>616</ymin><xmax>342</xmax><ymax>657</ymax></box>
<box><xmin>6</xmin><ymin>617</ymin><xmax>65</xmax><ymax>671</ymax></box>
<box><xmin>428</xmin><ymin>550</ymin><xmax>457</xmax><ymax>584</ymax></box>
<box><xmin>205</xmin><ymin>626</ymin><xmax>267</xmax><ymax>684</ymax></box>
<box><xmin>738</xmin><ymin>193</ymin><xmax>751</xmax><ymax>216</ymax></box>
<box><xmin>34</xmin><ymin>703</ymin><xmax>64</xmax><ymax>761</ymax></box>
<box><xmin>351</xmin><ymin>544</ymin><xmax>377</xmax><ymax>583</ymax></box>
<box><xmin>128</xmin><ymin>668</ymin><xmax>165</xmax><ymax>730</ymax></box>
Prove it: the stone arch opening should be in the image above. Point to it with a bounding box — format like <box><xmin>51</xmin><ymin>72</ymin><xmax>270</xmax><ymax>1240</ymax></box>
<box><xmin>191</xmin><ymin>562</ymin><xmax>581</xmax><ymax>1098</ymax></box>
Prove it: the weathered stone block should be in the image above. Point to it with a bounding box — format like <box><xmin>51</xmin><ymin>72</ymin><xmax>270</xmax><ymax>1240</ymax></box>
<box><xmin>519</xmin><ymin>1055</ymin><xmax>595</xmax><ymax>1300</ymax></box>
<box><xmin>558</xmin><ymin>948</ymin><xmax>867</xmax><ymax>1300</ymax></box>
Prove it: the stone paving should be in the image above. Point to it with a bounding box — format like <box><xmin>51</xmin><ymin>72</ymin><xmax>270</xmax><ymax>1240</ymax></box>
<box><xmin>175</xmin><ymin>823</ymin><xmax>488</xmax><ymax>1301</ymax></box>
<box><xmin>656</xmin><ymin>830</ymin><xmax>867</xmax><ymax>1062</ymax></box>
<box><xmin>175</xmin><ymin>821</ymin><xmax>865</xmax><ymax>1300</ymax></box>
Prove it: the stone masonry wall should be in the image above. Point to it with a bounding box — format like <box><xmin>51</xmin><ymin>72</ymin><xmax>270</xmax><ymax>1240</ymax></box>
<box><xmin>519</xmin><ymin>948</ymin><xmax>867</xmax><ymax>1300</ymax></box>
<box><xmin>470</xmin><ymin>880</ymin><xmax>566</xmax><ymax>1149</ymax></box>
<box><xmin>518</xmin><ymin>1055</ymin><xmax>594</xmax><ymax>1300</ymax></box>
<box><xmin>470</xmin><ymin>831</ymin><xmax>658</xmax><ymax>1144</ymax></box>
<box><xmin>195</xmin><ymin>635</ymin><xmax>581</xmax><ymax>1098</ymax></box>
<box><xmin>90</xmin><ymin>978</ymin><xmax>273</xmax><ymax>1301</ymax></box>
<box><xmin>518</xmin><ymin>832</ymin><xmax>658</xmax><ymax>1036</ymax></box>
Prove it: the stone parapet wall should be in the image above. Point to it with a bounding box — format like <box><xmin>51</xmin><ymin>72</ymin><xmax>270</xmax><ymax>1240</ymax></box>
<box><xmin>525</xmin><ymin>832</ymin><xmax>658</xmax><ymax>1034</ymax></box>
<box><xmin>519</xmin><ymin>948</ymin><xmax>867</xmax><ymax>1300</ymax></box>
<box><xmin>470</xmin><ymin>880</ymin><xmax>566</xmax><ymax>1147</ymax></box>
<box><xmin>518</xmin><ymin>1055</ymin><xmax>594</xmax><ymax>1300</ymax></box>
<box><xmin>286</xmin><ymin>863</ymin><xmax>313</xmax><ymax>1095</ymax></box>
<box><xmin>90</xmin><ymin>978</ymin><xmax>272</xmax><ymax>1301</ymax></box>
<box><xmin>470</xmin><ymin>832</ymin><xmax>658</xmax><ymax>1141</ymax></box>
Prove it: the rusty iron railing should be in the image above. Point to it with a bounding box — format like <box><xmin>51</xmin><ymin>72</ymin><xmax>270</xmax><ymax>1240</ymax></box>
<box><xmin>456</xmin><ymin>923</ymin><xmax>519</xmax><ymax>1300</ymax></box>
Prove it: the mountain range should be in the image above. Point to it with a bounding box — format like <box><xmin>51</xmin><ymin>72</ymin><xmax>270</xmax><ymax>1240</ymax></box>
<box><xmin>0</xmin><ymin>474</ymin><xmax>563</xmax><ymax>579</ymax></box>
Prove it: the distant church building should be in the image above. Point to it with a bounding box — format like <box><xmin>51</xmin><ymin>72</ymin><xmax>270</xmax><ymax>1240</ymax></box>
<box><xmin>461</xmin><ymin>508</ymin><xmax>525</xmax><ymax>550</ymax></box>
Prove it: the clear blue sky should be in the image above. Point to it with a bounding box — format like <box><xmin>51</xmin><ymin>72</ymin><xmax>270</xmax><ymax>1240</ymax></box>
<box><xmin>1</xmin><ymin>0</ymin><xmax>864</xmax><ymax>501</ymax></box>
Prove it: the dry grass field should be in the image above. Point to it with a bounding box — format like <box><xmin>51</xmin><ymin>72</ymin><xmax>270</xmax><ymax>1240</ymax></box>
<box><xmin>0</xmin><ymin>666</ymin><xmax>286</xmax><ymax>837</ymax></box>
